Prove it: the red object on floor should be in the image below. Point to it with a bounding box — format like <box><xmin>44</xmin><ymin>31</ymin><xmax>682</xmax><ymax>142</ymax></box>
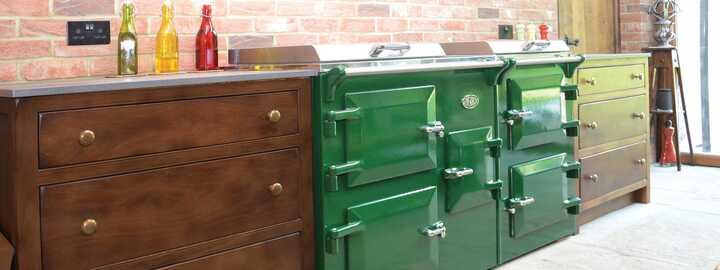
<box><xmin>660</xmin><ymin>123</ymin><xmax>677</xmax><ymax>165</ymax></box>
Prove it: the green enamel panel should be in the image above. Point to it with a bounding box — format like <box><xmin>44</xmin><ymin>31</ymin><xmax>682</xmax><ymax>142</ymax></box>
<box><xmin>509</xmin><ymin>154</ymin><xmax>569</xmax><ymax>238</ymax></box>
<box><xmin>506</xmin><ymin>75</ymin><xmax>565</xmax><ymax>150</ymax></box>
<box><xmin>444</xmin><ymin>127</ymin><xmax>497</xmax><ymax>213</ymax></box>
<box><xmin>577</xmin><ymin>64</ymin><xmax>646</xmax><ymax>95</ymax></box>
<box><xmin>343</xmin><ymin>187</ymin><xmax>440</xmax><ymax>270</ymax></box>
<box><xmin>344</xmin><ymin>86</ymin><xmax>439</xmax><ymax>188</ymax></box>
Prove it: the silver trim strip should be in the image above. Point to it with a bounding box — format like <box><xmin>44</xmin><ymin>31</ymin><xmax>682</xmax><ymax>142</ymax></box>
<box><xmin>513</xmin><ymin>56</ymin><xmax>584</xmax><ymax>66</ymax></box>
<box><xmin>344</xmin><ymin>60</ymin><xmax>505</xmax><ymax>76</ymax></box>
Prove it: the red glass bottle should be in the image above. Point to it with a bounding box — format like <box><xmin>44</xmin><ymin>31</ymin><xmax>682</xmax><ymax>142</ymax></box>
<box><xmin>196</xmin><ymin>4</ymin><xmax>218</xmax><ymax>70</ymax></box>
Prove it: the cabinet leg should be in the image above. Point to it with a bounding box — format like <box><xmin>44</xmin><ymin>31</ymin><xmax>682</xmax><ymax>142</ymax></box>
<box><xmin>634</xmin><ymin>186</ymin><xmax>651</xmax><ymax>204</ymax></box>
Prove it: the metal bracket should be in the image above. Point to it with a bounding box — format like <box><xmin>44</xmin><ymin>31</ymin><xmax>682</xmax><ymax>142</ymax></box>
<box><xmin>561</xmin><ymin>85</ymin><xmax>578</xmax><ymax>101</ymax></box>
<box><xmin>322</xmin><ymin>67</ymin><xmax>347</xmax><ymax>103</ymax></box>
<box><xmin>560</xmin><ymin>55</ymin><xmax>585</xmax><ymax>78</ymax></box>
<box><xmin>564</xmin><ymin>197</ymin><xmax>582</xmax><ymax>215</ymax></box>
<box><xmin>487</xmin><ymin>138</ymin><xmax>503</xmax><ymax>158</ymax></box>
<box><xmin>326</xmin><ymin>221</ymin><xmax>365</xmax><ymax>254</ymax></box>
<box><xmin>326</xmin><ymin>161</ymin><xmax>362</xmax><ymax>192</ymax></box>
<box><xmin>562</xmin><ymin>120</ymin><xmax>579</xmax><ymax>137</ymax></box>
<box><xmin>420</xmin><ymin>221</ymin><xmax>447</xmax><ymax>239</ymax></box>
<box><xmin>324</xmin><ymin>107</ymin><xmax>361</xmax><ymax>137</ymax></box>
<box><xmin>562</xmin><ymin>161</ymin><xmax>581</xmax><ymax>179</ymax></box>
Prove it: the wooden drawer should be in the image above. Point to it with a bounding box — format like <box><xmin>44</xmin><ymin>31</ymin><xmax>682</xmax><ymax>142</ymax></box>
<box><xmin>38</xmin><ymin>91</ymin><xmax>299</xmax><ymax>168</ymax></box>
<box><xmin>580</xmin><ymin>142</ymin><xmax>647</xmax><ymax>203</ymax></box>
<box><xmin>577</xmin><ymin>64</ymin><xmax>645</xmax><ymax>95</ymax></box>
<box><xmin>158</xmin><ymin>234</ymin><xmax>302</xmax><ymax>270</ymax></box>
<box><xmin>578</xmin><ymin>95</ymin><xmax>647</xmax><ymax>149</ymax></box>
<box><xmin>40</xmin><ymin>149</ymin><xmax>301</xmax><ymax>270</ymax></box>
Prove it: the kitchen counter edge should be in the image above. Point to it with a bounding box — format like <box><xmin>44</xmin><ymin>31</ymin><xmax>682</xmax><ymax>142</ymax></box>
<box><xmin>0</xmin><ymin>69</ymin><xmax>318</xmax><ymax>98</ymax></box>
<box><xmin>582</xmin><ymin>53</ymin><xmax>652</xmax><ymax>60</ymax></box>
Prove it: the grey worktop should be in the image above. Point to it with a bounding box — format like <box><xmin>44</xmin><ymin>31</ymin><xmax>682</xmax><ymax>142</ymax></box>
<box><xmin>0</xmin><ymin>69</ymin><xmax>318</xmax><ymax>98</ymax></box>
<box><xmin>583</xmin><ymin>53</ymin><xmax>652</xmax><ymax>60</ymax></box>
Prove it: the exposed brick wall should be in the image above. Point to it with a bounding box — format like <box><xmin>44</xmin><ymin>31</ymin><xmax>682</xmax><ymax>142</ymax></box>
<box><xmin>0</xmin><ymin>0</ymin><xmax>558</xmax><ymax>82</ymax></box>
<box><xmin>618</xmin><ymin>0</ymin><xmax>656</xmax><ymax>52</ymax></box>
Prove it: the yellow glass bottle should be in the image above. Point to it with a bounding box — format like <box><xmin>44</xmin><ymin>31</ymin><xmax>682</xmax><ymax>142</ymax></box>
<box><xmin>155</xmin><ymin>0</ymin><xmax>179</xmax><ymax>73</ymax></box>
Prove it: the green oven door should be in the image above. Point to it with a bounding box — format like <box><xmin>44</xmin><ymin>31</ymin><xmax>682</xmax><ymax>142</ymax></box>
<box><xmin>507</xmin><ymin>154</ymin><xmax>581</xmax><ymax>238</ymax></box>
<box><xmin>443</xmin><ymin>126</ymin><xmax>502</xmax><ymax>213</ymax></box>
<box><xmin>504</xmin><ymin>77</ymin><xmax>564</xmax><ymax>150</ymax></box>
<box><xmin>328</xmin><ymin>187</ymin><xmax>442</xmax><ymax>270</ymax></box>
<box><xmin>326</xmin><ymin>85</ymin><xmax>440</xmax><ymax>191</ymax></box>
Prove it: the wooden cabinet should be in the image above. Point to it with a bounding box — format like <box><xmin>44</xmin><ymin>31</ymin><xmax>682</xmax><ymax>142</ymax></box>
<box><xmin>0</xmin><ymin>78</ymin><xmax>314</xmax><ymax>270</ymax></box>
<box><xmin>572</xmin><ymin>55</ymin><xmax>651</xmax><ymax>225</ymax></box>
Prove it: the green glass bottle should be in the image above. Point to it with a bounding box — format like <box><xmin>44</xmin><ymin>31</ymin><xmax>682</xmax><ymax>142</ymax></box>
<box><xmin>155</xmin><ymin>0</ymin><xmax>179</xmax><ymax>73</ymax></box>
<box><xmin>118</xmin><ymin>1</ymin><xmax>138</xmax><ymax>75</ymax></box>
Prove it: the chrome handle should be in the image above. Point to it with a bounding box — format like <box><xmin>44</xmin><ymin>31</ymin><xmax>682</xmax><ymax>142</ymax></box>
<box><xmin>631</xmin><ymin>73</ymin><xmax>644</xmax><ymax>80</ymax></box>
<box><xmin>583</xmin><ymin>121</ymin><xmax>598</xmax><ymax>129</ymax></box>
<box><xmin>421</xmin><ymin>222</ymin><xmax>447</xmax><ymax>239</ymax></box>
<box><xmin>511</xmin><ymin>196</ymin><xmax>535</xmax><ymax>207</ymax></box>
<box><xmin>268</xmin><ymin>183</ymin><xmax>284</xmax><ymax>196</ymax></box>
<box><xmin>635</xmin><ymin>158</ymin><xmax>647</xmax><ymax>166</ymax></box>
<box><xmin>444</xmin><ymin>168</ymin><xmax>474</xmax><ymax>180</ymax></box>
<box><xmin>422</xmin><ymin>121</ymin><xmax>445</xmax><ymax>138</ymax></box>
<box><xmin>369</xmin><ymin>43</ymin><xmax>411</xmax><ymax>58</ymax></box>
<box><xmin>517</xmin><ymin>110</ymin><xmax>534</xmax><ymax>118</ymax></box>
<box><xmin>81</xmin><ymin>219</ymin><xmax>98</xmax><ymax>235</ymax></box>
<box><xmin>632</xmin><ymin>112</ymin><xmax>646</xmax><ymax>120</ymax></box>
<box><xmin>79</xmin><ymin>130</ymin><xmax>96</xmax><ymax>147</ymax></box>
<box><xmin>584</xmin><ymin>78</ymin><xmax>597</xmax><ymax>86</ymax></box>
<box><xmin>585</xmin><ymin>174</ymin><xmax>599</xmax><ymax>183</ymax></box>
<box><xmin>267</xmin><ymin>110</ymin><xmax>282</xmax><ymax>123</ymax></box>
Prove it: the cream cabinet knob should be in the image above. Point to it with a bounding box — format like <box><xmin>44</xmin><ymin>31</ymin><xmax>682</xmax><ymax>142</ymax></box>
<box><xmin>584</xmin><ymin>78</ymin><xmax>597</xmax><ymax>86</ymax></box>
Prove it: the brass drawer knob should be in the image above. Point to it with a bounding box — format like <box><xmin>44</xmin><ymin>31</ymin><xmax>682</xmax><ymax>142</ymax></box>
<box><xmin>631</xmin><ymin>73</ymin><xmax>644</xmax><ymax>80</ymax></box>
<box><xmin>269</xmin><ymin>183</ymin><xmax>284</xmax><ymax>196</ymax></box>
<box><xmin>632</xmin><ymin>112</ymin><xmax>646</xmax><ymax>120</ymax></box>
<box><xmin>267</xmin><ymin>110</ymin><xmax>282</xmax><ymax>123</ymax></box>
<box><xmin>585</xmin><ymin>174</ymin><xmax>600</xmax><ymax>183</ymax></box>
<box><xmin>583</xmin><ymin>121</ymin><xmax>598</xmax><ymax>129</ymax></box>
<box><xmin>81</xmin><ymin>219</ymin><xmax>98</xmax><ymax>235</ymax></box>
<box><xmin>79</xmin><ymin>130</ymin><xmax>96</xmax><ymax>147</ymax></box>
<box><xmin>584</xmin><ymin>78</ymin><xmax>597</xmax><ymax>86</ymax></box>
<box><xmin>636</xmin><ymin>158</ymin><xmax>647</xmax><ymax>165</ymax></box>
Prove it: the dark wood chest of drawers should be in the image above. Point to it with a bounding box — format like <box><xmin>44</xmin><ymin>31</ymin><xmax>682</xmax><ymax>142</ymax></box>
<box><xmin>0</xmin><ymin>78</ymin><xmax>314</xmax><ymax>270</ymax></box>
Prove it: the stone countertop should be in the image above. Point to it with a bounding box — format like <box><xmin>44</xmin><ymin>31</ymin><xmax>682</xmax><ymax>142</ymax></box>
<box><xmin>0</xmin><ymin>69</ymin><xmax>318</xmax><ymax>98</ymax></box>
<box><xmin>582</xmin><ymin>53</ymin><xmax>652</xmax><ymax>60</ymax></box>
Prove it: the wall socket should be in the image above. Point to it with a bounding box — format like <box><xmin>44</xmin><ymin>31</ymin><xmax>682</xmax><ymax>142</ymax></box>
<box><xmin>67</xmin><ymin>21</ymin><xmax>111</xmax><ymax>46</ymax></box>
<box><xmin>498</xmin><ymin>25</ymin><xmax>514</xmax><ymax>40</ymax></box>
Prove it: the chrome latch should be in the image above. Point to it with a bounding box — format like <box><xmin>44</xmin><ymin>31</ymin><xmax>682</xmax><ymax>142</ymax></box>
<box><xmin>422</xmin><ymin>121</ymin><xmax>445</xmax><ymax>138</ymax></box>
<box><xmin>522</xmin><ymin>40</ymin><xmax>551</xmax><ymax>52</ymax></box>
<box><xmin>369</xmin><ymin>43</ymin><xmax>411</xmax><ymax>58</ymax></box>
<box><xmin>420</xmin><ymin>221</ymin><xmax>447</xmax><ymax>239</ymax></box>
<box><xmin>503</xmin><ymin>109</ymin><xmax>533</xmax><ymax>126</ymax></box>
<box><xmin>507</xmin><ymin>196</ymin><xmax>536</xmax><ymax>214</ymax></box>
<box><xmin>444</xmin><ymin>167</ymin><xmax>474</xmax><ymax>180</ymax></box>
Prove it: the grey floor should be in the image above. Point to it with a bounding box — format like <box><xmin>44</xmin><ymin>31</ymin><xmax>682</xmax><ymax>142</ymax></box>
<box><xmin>499</xmin><ymin>165</ymin><xmax>720</xmax><ymax>270</ymax></box>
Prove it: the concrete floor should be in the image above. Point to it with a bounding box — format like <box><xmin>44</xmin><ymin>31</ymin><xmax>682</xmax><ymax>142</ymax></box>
<box><xmin>499</xmin><ymin>165</ymin><xmax>720</xmax><ymax>270</ymax></box>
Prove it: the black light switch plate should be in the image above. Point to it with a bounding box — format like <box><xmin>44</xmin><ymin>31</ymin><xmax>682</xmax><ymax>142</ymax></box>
<box><xmin>67</xmin><ymin>21</ymin><xmax>111</xmax><ymax>46</ymax></box>
<box><xmin>498</xmin><ymin>25</ymin><xmax>513</xmax><ymax>40</ymax></box>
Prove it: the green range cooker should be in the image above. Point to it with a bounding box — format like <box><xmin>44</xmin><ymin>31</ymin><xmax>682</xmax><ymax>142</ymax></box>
<box><xmin>442</xmin><ymin>40</ymin><xmax>584</xmax><ymax>263</ymax></box>
<box><xmin>228</xmin><ymin>41</ymin><xmax>583</xmax><ymax>269</ymax></box>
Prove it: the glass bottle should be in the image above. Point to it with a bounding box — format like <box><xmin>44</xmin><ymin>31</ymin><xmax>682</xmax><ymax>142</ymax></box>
<box><xmin>118</xmin><ymin>0</ymin><xmax>138</xmax><ymax>75</ymax></box>
<box><xmin>155</xmin><ymin>0</ymin><xmax>179</xmax><ymax>73</ymax></box>
<box><xmin>196</xmin><ymin>4</ymin><xmax>218</xmax><ymax>70</ymax></box>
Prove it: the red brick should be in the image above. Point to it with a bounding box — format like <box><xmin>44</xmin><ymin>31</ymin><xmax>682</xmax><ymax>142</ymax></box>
<box><xmin>423</xmin><ymin>32</ymin><xmax>452</xmax><ymax>42</ymax></box>
<box><xmin>409</xmin><ymin>20</ymin><xmax>439</xmax><ymax>31</ymax></box>
<box><xmin>54</xmin><ymin>40</ymin><xmax>116</xmax><ymax>57</ymax></box>
<box><xmin>149</xmin><ymin>16</ymin><xmax>201</xmax><ymax>35</ymax></box>
<box><xmin>276</xmin><ymin>34</ymin><xmax>319</xmax><ymax>46</ymax></box>
<box><xmin>255</xmin><ymin>18</ymin><xmax>297</xmax><ymax>33</ymax></box>
<box><xmin>179</xmin><ymin>52</ymin><xmax>196</xmax><ymax>70</ymax></box>
<box><xmin>228</xmin><ymin>35</ymin><xmax>274</xmax><ymax>49</ymax></box>
<box><xmin>277</xmin><ymin>1</ymin><xmax>322</xmax><ymax>16</ymax></box>
<box><xmin>439</xmin><ymin>0</ymin><xmax>464</xmax><ymax>6</ymax></box>
<box><xmin>358</xmin><ymin>4</ymin><xmax>390</xmax><ymax>17</ymax></box>
<box><xmin>88</xmin><ymin>56</ymin><xmax>116</xmax><ymax>76</ymax></box>
<box><xmin>391</xmin><ymin>5</ymin><xmax>422</xmax><ymax>17</ymax></box>
<box><xmin>355</xmin><ymin>34</ymin><xmax>391</xmax><ymax>43</ymax></box>
<box><xmin>301</xmin><ymin>18</ymin><xmax>339</xmax><ymax>32</ymax></box>
<box><xmin>441</xmin><ymin>20</ymin><xmax>465</xmax><ymax>31</ymax></box>
<box><xmin>452</xmin><ymin>7</ymin><xmax>476</xmax><ymax>19</ymax></box>
<box><xmin>318</xmin><ymin>33</ymin><xmax>355</xmax><ymax>44</ymax></box>
<box><xmin>422</xmin><ymin>6</ymin><xmax>452</xmax><ymax>18</ymax></box>
<box><xmin>468</xmin><ymin>21</ymin><xmax>496</xmax><ymax>32</ymax></box>
<box><xmin>340</xmin><ymin>19</ymin><xmax>375</xmax><ymax>32</ymax></box>
<box><xmin>409</xmin><ymin>0</ymin><xmax>437</xmax><ymax>4</ymax></box>
<box><xmin>378</xmin><ymin>19</ymin><xmax>407</xmax><ymax>32</ymax></box>
<box><xmin>0</xmin><ymin>62</ymin><xmax>16</xmax><ymax>82</ymax></box>
<box><xmin>53</xmin><ymin>0</ymin><xmax>115</xmax><ymax>16</ymax></box>
<box><xmin>465</xmin><ymin>0</ymin><xmax>495</xmax><ymax>6</ymax></box>
<box><xmin>0</xmin><ymin>20</ymin><xmax>15</xmax><ymax>38</ymax></box>
<box><xmin>174</xmin><ymin>0</ymin><xmax>228</xmax><ymax>16</ymax></box>
<box><xmin>323</xmin><ymin>3</ymin><xmax>355</xmax><ymax>17</ymax></box>
<box><xmin>20</xmin><ymin>59</ymin><xmax>88</xmax><ymax>81</ymax></box>
<box><xmin>0</xmin><ymin>40</ymin><xmax>51</xmax><ymax>60</ymax></box>
<box><xmin>0</xmin><ymin>0</ymin><xmax>49</xmax><ymax>16</ymax></box>
<box><xmin>228</xmin><ymin>0</ymin><xmax>274</xmax><ymax>16</ymax></box>
<box><xmin>138</xmin><ymin>35</ymin><xmax>156</xmax><ymax>54</ymax></box>
<box><xmin>452</xmin><ymin>32</ymin><xmax>476</xmax><ymax>41</ymax></box>
<box><xmin>20</xmin><ymin>19</ymin><xmax>66</xmax><ymax>37</ymax></box>
<box><xmin>392</xmin><ymin>33</ymin><xmax>424</xmax><ymax>42</ymax></box>
<box><xmin>178</xmin><ymin>36</ymin><xmax>197</xmax><ymax>53</ymax></box>
<box><xmin>214</xmin><ymin>18</ymin><xmax>253</xmax><ymax>34</ymax></box>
